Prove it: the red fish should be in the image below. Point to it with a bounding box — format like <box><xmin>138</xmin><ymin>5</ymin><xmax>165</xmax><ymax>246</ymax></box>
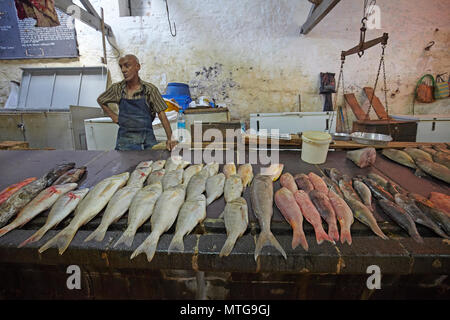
<box><xmin>275</xmin><ymin>187</ymin><xmax>308</xmax><ymax>251</ymax></box>
<box><xmin>294</xmin><ymin>190</ymin><xmax>334</xmax><ymax>245</ymax></box>
<box><xmin>0</xmin><ymin>177</ymin><xmax>37</xmax><ymax>205</ymax></box>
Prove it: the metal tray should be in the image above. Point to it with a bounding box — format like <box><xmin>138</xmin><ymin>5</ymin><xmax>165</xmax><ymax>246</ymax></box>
<box><xmin>331</xmin><ymin>132</ymin><xmax>351</xmax><ymax>141</ymax></box>
<box><xmin>350</xmin><ymin>132</ymin><xmax>393</xmax><ymax>145</ymax></box>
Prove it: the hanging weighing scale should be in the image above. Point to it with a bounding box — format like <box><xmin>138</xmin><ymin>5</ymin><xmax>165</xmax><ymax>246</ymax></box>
<box><xmin>329</xmin><ymin>1</ymin><xmax>418</xmax><ymax>143</ymax></box>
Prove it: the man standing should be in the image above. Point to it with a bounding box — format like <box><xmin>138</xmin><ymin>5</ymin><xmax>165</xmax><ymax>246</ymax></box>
<box><xmin>97</xmin><ymin>54</ymin><xmax>177</xmax><ymax>151</ymax></box>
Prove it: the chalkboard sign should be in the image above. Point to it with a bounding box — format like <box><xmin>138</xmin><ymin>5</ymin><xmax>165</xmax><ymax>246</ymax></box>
<box><xmin>0</xmin><ymin>0</ymin><xmax>79</xmax><ymax>59</ymax></box>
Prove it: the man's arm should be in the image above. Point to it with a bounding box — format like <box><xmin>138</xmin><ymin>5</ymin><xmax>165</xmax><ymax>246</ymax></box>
<box><xmin>158</xmin><ymin>111</ymin><xmax>178</xmax><ymax>151</ymax></box>
<box><xmin>97</xmin><ymin>83</ymin><xmax>120</xmax><ymax>123</ymax></box>
<box><xmin>98</xmin><ymin>100</ymin><xmax>119</xmax><ymax>123</ymax></box>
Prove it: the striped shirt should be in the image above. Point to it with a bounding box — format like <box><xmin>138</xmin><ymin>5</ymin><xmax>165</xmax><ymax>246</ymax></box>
<box><xmin>97</xmin><ymin>78</ymin><xmax>167</xmax><ymax>116</ymax></box>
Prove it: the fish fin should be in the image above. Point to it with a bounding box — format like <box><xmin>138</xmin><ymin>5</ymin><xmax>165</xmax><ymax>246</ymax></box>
<box><xmin>84</xmin><ymin>225</ymin><xmax>107</xmax><ymax>242</ymax></box>
<box><xmin>18</xmin><ymin>226</ymin><xmax>48</xmax><ymax>248</ymax></box>
<box><xmin>168</xmin><ymin>234</ymin><xmax>185</xmax><ymax>254</ymax></box>
<box><xmin>315</xmin><ymin>227</ymin><xmax>334</xmax><ymax>245</ymax></box>
<box><xmin>0</xmin><ymin>225</ymin><xmax>13</xmax><ymax>238</ymax></box>
<box><xmin>292</xmin><ymin>228</ymin><xmax>309</xmax><ymax>251</ymax></box>
<box><xmin>114</xmin><ymin>228</ymin><xmax>136</xmax><ymax>248</ymax></box>
<box><xmin>340</xmin><ymin>228</ymin><xmax>352</xmax><ymax>245</ymax></box>
<box><xmin>371</xmin><ymin>224</ymin><xmax>389</xmax><ymax>240</ymax></box>
<box><xmin>328</xmin><ymin>224</ymin><xmax>340</xmax><ymax>242</ymax></box>
<box><xmin>254</xmin><ymin>231</ymin><xmax>287</xmax><ymax>261</ymax></box>
<box><xmin>219</xmin><ymin>234</ymin><xmax>238</xmax><ymax>257</ymax></box>
<box><xmin>412</xmin><ymin>232</ymin><xmax>424</xmax><ymax>244</ymax></box>
<box><xmin>38</xmin><ymin>227</ymin><xmax>77</xmax><ymax>255</ymax></box>
<box><xmin>414</xmin><ymin>168</ymin><xmax>428</xmax><ymax>178</ymax></box>
<box><xmin>130</xmin><ymin>233</ymin><xmax>158</xmax><ymax>262</ymax></box>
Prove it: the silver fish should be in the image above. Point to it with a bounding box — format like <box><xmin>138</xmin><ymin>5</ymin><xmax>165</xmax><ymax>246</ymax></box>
<box><xmin>186</xmin><ymin>169</ymin><xmax>209</xmax><ymax>200</ymax></box>
<box><xmin>146</xmin><ymin>169</ymin><xmax>166</xmax><ymax>185</ymax></box>
<box><xmin>38</xmin><ymin>172</ymin><xmax>129</xmax><ymax>255</ymax></box>
<box><xmin>224</xmin><ymin>174</ymin><xmax>243</xmax><ymax>203</ymax></box>
<box><xmin>251</xmin><ymin>174</ymin><xmax>287</xmax><ymax>260</ymax></box>
<box><xmin>206</xmin><ymin>173</ymin><xmax>226</xmax><ymax>206</ymax></box>
<box><xmin>151</xmin><ymin>160</ymin><xmax>166</xmax><ymax>172</ymax></box>
<box><xmin>127</xmin><ymin>160</ymin><xmax>153</xmax><ymax>187</ymax></box>
<box><xmin>203</xmin><ymin>162</ymin><xmax>219</xmax><ymax>177</ymax></box>
<box><xmin>223</xmin><ymin>162</ymin><xmax>237</xmax><ymax>179</ymax></box>
<box><xmin>182</xmin><ymin>164</ymin><xmax>204</xmax><ymax>188</ymax></box>
<box><xmin>353</xmin><ymin>179</ymin><xmax>373</xmax><ymax>208</ymax></box>
<box><xmin>114</xmin><ymin>182</ymin><xmax>163</xmax><ymax>247</ymax></box>
<box><xmin>238</xmin><ymin>164</ymin><xmax>253</xmax><ymax>189</ymax></box>
<box><xmin>165</xmin><ymin>155</ymin><xmax>190</xmax><ymax>172</ymax></box>
<box><xmin>18</xmin><ymin>188</ymin><xmax>89</xmax><ymax>247</ymax></box>
<box><xmin>131</xmin><ymin>185</ymin><xmax>186</xmax><ymax>262</ymax></box>
<box><xmin>219</xmin><ymin>197</ymin><xmax>248</xmax><ymax>257</ymax></box>
<box><xmin>84</xmin><ymin>185</ymin><xmax>141</xmax><ymax>242</ymax></box>
<box><xmin>162</xmin><ymin>168</ymin><xmax>184</xmax><ymax>190</ymax></box>
<box><xmin>168</xmin><ymin>194</ymin><xmax>206</xmax><ymax>253</ymax></box>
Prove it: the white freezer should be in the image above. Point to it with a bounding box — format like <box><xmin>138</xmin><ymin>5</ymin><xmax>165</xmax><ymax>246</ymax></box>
<box><xmin>249</xmin><ymin>112</ymin><xmax>337</xmax><ymax>135</ymax></box>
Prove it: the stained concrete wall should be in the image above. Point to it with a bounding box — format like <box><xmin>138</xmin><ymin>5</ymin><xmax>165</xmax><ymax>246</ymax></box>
<box><xmin>1</xmin><ymin>0</ymin><xmax>449</xmax><ymax>121</ymax></box>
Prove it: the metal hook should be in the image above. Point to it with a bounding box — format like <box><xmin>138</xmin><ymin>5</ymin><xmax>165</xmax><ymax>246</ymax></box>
<box><xmin>165</xmin><ymin>0</ymin><xmax>176</xmax><ymax>37</ymax></box>
<box><xmin>424</xmin><ymin>41</ymin><xmax>435</xmax><ymax>51</ymax></box>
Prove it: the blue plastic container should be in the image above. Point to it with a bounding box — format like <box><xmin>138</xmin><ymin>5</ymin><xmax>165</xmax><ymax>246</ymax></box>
<box><xmin>162</xmin><ymin>94</ymin><xmax>192</xmax><ymax>110</ymax></box>
<box><xmin>166</xmin><ymin>83</ymin><xmax>191</xmax><ymax>97</ymax></box>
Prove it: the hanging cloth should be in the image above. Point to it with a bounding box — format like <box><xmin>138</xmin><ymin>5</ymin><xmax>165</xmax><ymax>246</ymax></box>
<box><xmin>14</xmin><ymin>0</ymin><xmax>60</xmax><ymax>27</ymax></box>
<box><xmin>320</xmin><ymin>72</ymin><xmax>336</xmax><ymax>112</ymax></box>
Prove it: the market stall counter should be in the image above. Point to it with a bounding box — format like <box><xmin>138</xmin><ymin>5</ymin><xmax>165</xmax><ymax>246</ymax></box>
<box><xmin>0</xmin><ymin>149</ymin><xmax>449</xmax><ymax>299</ymax></box>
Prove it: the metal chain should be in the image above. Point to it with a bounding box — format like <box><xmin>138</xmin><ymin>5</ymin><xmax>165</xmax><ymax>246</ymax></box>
<box><xmin>382</xmin><ymin>45</ymin><xmax>392</xmax><ymax>137</ymax></box>
<box><xmin>329</xmin><ymin>60</ymin><xmax>346</xmax><ymax>133</ymax></box>
<box><xmin>364</xmin><ymin>44</ymin><xmax>385</xmax><ymax>120</ymax></box>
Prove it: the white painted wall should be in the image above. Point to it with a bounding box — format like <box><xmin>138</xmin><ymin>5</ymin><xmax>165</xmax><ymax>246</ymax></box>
<box><xmin>1</xmin><ymin>0</ymin><xmax>449</xmax><ymax>122</ymax></box>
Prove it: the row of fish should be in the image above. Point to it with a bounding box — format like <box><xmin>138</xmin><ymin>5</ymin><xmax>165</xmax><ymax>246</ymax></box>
<box><xmin>381</xmin><ymin>146</ymin><xmax>450</xmax><ymax>184</ymax></box>
<box><xmin>0</xmin><ymin>163</ymin><xmax>87</xmax><ymax>231</ymax></box>
<box><xmin>332</xmin><ymin>169</ymin><xmax>449</xmax><ymax>242</ymax></box>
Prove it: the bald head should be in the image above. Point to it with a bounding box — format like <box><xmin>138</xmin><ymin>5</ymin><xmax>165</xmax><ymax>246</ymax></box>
<box><xmin>119</xmin><ymin>54</ymin><xmax>141</xmax><ymax>83</ymax></box>
<box><xmin>121</xmin><ymin>54</ymin><xmax>140</xmax><ymax>65</ymax></box>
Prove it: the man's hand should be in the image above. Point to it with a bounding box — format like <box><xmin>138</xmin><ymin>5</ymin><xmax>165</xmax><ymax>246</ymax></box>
<box><xmin>166</xmin><ymin>139</ymin><xmax>178</xmax><ymax>151</ymax></box>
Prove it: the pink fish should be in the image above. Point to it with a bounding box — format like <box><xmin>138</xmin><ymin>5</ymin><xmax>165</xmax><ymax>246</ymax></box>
<box><xmin>294</xmin><ymin>190</ymin><xmax>334</xmax><ymax>245</ymax></box>
<box><xmin>308</xmin><ymin>172</ymin><xmax>329</xmax><ymax>193</ymax></box>
<box><xmin>280</xmin><ymin>173</ymin><xmax>298</xmax><ymax>194</ymax></box>
<box><xmin>328</xmin><ymin>190</ymin><xmax>354</xmax><ymax>245</ymax></box>
<box><xmin>275</xmin><ymin>187</ymin><xmax>308</xmax><ymax>250</ymax></box>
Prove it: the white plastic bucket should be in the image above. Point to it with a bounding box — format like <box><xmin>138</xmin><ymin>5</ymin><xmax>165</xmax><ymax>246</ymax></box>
<box><xmin>301</xmin><ymin>131</ymin><xmax>332</xmax><ymax>164</ymax></box>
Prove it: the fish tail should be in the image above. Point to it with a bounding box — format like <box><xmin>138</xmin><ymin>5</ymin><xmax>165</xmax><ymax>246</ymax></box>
<box><xmin>114</xmin><ymin>228</ymin><xmax>136</xmax><ymax>248</ymax></box>
<box><xmin>219</xmin><ymin>234</ymin><xmax>238</xmax><ymax>257</ymax></box>
<box><xmin>292</xmin><ymin>228</ymin><xmax>309</xmax><ymax>251</ymax></box>
<box><xmin>328</xmin><ymin>223</ymin><xmax>340</xmax><ymax>242</ymax></box>
<box><xmin>254</xmin><ymin>231</ymin><xmax>287</xmax><ymax>261</ymax></box>
<box><xmin>206</xmin><ymin>196</ymin><xmax>217</xmax><ymax>206</ymax></box>
<box><xmin>314</xmin><ymin>225</ymin><xmax>334</xmax><ymax>245</ymax></box>
<box><xmin>84</xmin><ymin>225</ymin><xmax>107</xmax><ymax>242</ymax></box>
<box><xmin>38</xmin><ymin>227</ymin><xmax>77</xmax><ymax>255</ymax></box>
<box><xmin>0</xmin><ymin>224</ymin><xmax>14</xmax><ymax>238</ymax></box>
<box><xmin>18</xmin><ymin>225</ymin><xmax>49</xmax><ymax>248</ymax></box>
<box><xmin>168</xmin><ymin>234</ymin><xmax>185</xmax><ymax>254</ymax></box>
<box><xmin>340</xmin><ymin>228</ymin><xmax>353</xmax><ymax>245</ymax></box>
<box><xmin>370</xmin><ymin>223</ymin><xmax>389</xmax><ymax>240</ymax></box>
<box><xmin>130</xmin><ymin>233</ymin><xmax>159</xmax><ymax>262</ymax></box>
<box><xmin>411</xmin><ymin>231</ymin><xmax>424</xmax><ymax>244</ymax></box>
